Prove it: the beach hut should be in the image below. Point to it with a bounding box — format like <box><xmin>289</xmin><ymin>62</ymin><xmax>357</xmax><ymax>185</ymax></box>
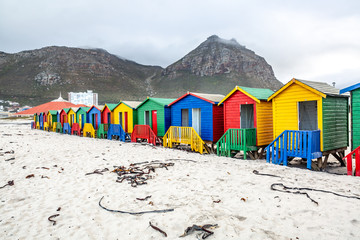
<box><xmin>60</xmin><ymin>108</ymin><xmax>69</xmax><ymax>125</ymax></box>
<box><xmin>216</xmin><ymin>86</ymin><xmax>274</xmax><ymax>158</ymax></box>
<box><xmin>76</xmin><ymin>107</ymin><xmax>90</xmax><ymax>129</ymax></box>
<box><xmin>135</xmin><ymin>97</ymin><xmax>176</xmax><ymax>137</ymax></box>
<box><xmin>113</xmin><ymin>101</ymin><xmax>141</xmax><ymax>133</ymax></box>
<box><xmin>87</xmin><ymin>106</ymin><xmax>101</xmax><ymax>130</ymax></box>
<box><xmin>47</xmin><ymin>110</ymin><xmax>58</xmax><ymax>131</ymax></box>
<box><xmin>67</xmin><ymin>108</ymin><xmax>77</xmax><ymax>127</ymax></box>
<box><xmin>340</xmin><ymin>83</ymin><xmax>360</xmax><ymax>150</ymax></box>
<box><xmin>266</xmin><ymin>78</ymin><xmax>349</xmax><ymax>169</ymax></box>
<box><xmin>340</xmin><ymin>83</ymin><xmax>360</xmax><ymax>176</ymax></box>
<box><xmin>167</xmin><ymin>92</ymin><xmax>225</xmax><ymax>142</ymax></box>
<box><xmin>101</xmin><ymin>104</ymin><xmax>118</xmax><ymax>124</ymax></box>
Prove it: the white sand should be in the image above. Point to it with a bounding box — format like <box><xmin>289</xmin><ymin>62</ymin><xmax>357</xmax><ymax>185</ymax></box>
<box><xmin>1</xmin><ymin>119</ymin><xmax>360</xmax><ymax>239</ymax></box>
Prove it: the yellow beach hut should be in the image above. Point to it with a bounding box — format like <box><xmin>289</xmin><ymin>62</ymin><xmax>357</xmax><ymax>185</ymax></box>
<box><xmin>113</xmin><ymin>101</ymin><xmax>142</xmax><ymax>133</ymax></box>
<box><xmin>266</xmin><ymin>78</ymin><xmax>349</xmax><ymax>169</ymax></box>
<box><xmin>67</xmin><ymin>108</ymin><xmax>77</xmax><ymax>127</ymax></box>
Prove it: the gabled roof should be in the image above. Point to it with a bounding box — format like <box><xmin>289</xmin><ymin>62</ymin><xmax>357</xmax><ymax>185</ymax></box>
<box><xmin>105</xmin><ymin>103</ymin><xmax>120</xmax><ymax>111</ymax></box>
<box><xmin>76</xmin><ymin>107</ymin><xmax>90</xmax><ymax>114</ymax></box>
<box><xmin>121</xmin><ymin>101</ymin><xmax>142</xmax><ymax>109</ymax></box>
<box><xmin>49</xmin><ymin>110</ymin><xmax>58</xmax><ymax>115</ymax></box>
<box><xmin>60</xmin><ymin>108</ymin><xmax>70</xmax><ymax>114</ymax></box>
<box><xmin>87</xmin><ymin>105</ymin><xmax>101</xmax><ymax>113</ymax></box>
<box><xmin>218</xmin><ymin>86</ymin><xmax>274</xmax><ymax>105</ymax></box>
<box><xmin>168</xmin><ymin>92</ymin><xmax>225</xmax><ymax>106</ymax></box>
<box><xmin>340</xmin><ymin>82</ymin><xmax>360</xmax><ymax>94</ymax></box>
<box><xmin>136</xmin><ymin>97</ymin><xmax>176</xmax><ymax>109</ymax></box>
<box><xmin>268</xmin><ymin>78</ymin><xmax>346</xmax><ymax>101</ymax></box>
<box><xmin>71</xmin><ymin>107</ymin><xmax>80</xmax><ymax>113</ymax></box>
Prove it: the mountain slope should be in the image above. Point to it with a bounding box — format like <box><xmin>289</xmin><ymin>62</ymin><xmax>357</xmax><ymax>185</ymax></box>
<box><xmin>0</xmin><ymin>47</ymin><xmax>162</xmax><ymax>105</ymax></box>
<box><xmin>0</xmin><ymin>36</ymin><xmax>282</xmax><ymax>106</ymax></box>
<box><xmin>152</xmin><ymin>35</ymin><xmax>282</xmax><ymax>97</ymax></box>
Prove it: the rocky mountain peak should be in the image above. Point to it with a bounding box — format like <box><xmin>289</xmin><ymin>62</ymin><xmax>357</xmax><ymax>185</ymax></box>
<box><xmin>161</xmin><ymin>36</ymin><xmax>282</xmax><ymax>91</ymax></box>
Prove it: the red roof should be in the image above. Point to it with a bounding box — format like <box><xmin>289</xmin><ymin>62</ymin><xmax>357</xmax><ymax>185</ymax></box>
<box><xmin>16</xmin><ymin>101</ymin><xmax>87</xmax><ymax>116</ymax></box>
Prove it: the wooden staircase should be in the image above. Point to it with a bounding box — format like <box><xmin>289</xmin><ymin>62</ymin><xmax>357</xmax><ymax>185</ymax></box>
<box><xmin>97</xmin><ymin>124</ymin><xmax>109</xmax><ymax>139</ymax></box>
<box><xmin>56</xmin><ymin>122</ymin><xmax>63</xmax><ymax>133</ymax></box>
<box><xmin>131</xmin><ymin>125</ymin><xmax>161</xmax><ymax>145</ymax></box>
<box><xmin>107</xmin><ymin>124</ymin><xmax>130</xmax><ymax>142</ymax></box>
<box><xmin>266</xmin><ymin>130</ymin><xmax>322</xmax><ymax>169</ymax></box>
<box><xmin>71</xmin><ymin>123</ymin><xmax>81</xmax><ymax>136</ymax></box>
<box><xmin>163</xmin><ymin>126</ymin><xmax>209</xmax><ymax>154</ymax></box>
<box><xmin>343</xmin><ymin>146</ymin><xmax>360</xmax><ymax>176</ymax></box>
<box><xmin>216</xmin><ymin>128</ymin><xmax>257</xmax><ymax>159</ymax></box>
<box><xmin>83</xmin><ymin>123</ymin><xmax>95</xmax><ymax>138</ymax></box>
<box><xmin>63</xmin><ymin>123</ymin><xmax>71</xmax><ymax>134</ymax></box>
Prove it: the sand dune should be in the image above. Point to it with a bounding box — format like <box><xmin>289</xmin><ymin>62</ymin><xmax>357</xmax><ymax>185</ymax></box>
<box><xmin>1</xmin><ymin>119</ymin><xmax>360</xmax><ymax>239</ymax></box>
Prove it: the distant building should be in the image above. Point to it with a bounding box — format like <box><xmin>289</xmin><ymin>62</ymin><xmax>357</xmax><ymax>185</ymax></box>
<box><xmin>68</xmin><ymin>90</ymin><xmax>98</xmax><ymax>106</ymax></box>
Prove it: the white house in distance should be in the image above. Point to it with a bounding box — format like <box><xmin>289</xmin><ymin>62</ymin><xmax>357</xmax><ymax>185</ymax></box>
<box><xmin>68</xmin><ymin>90</ymin><xmax>98</xmax><ymax>106</ymax></box>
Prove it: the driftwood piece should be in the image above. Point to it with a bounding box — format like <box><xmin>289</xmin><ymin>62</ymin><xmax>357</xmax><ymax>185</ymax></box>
<box><xmin>253</xmin><ymin>170</ymin><xmax>281</xmax><ymax>178</ymax></box>
<box><xmin>180</xmin><ymin>224</ymin><xmax>218</xmax><ymax>239</ymax></box>
<box><xmin>149</xmin><ymin>221</ymin><xmax>167</xmax><ymax>237</ymax></box>
<box><xmin>0</xmin><ymin>180</ymin><xmax>14</xmax><ymax>189</ymax></box>
<box><xmin>136</xmin><ymin>195</ymin><xmax>152</xmax><ymax>201</ymax></box>
<box><xmin>48</xmin><ymin>214</ymin><xmax>60</xmax><ymax>226</ymax></box>
<box><xmin>270</xmin><ymin>183</ymin><xmax>360</xmax><ymax>205</ymax></box>
<box><xmin>98</xmin><ymin>196</ymin><xmax>174</xmax><ymax>215</ymax></box>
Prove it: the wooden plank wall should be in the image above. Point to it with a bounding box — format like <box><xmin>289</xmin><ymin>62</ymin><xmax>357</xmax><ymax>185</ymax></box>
<box><xmin>170</xmin><ymin>95</ymin><xmax>214</xmax><ymax>141</ymax></box>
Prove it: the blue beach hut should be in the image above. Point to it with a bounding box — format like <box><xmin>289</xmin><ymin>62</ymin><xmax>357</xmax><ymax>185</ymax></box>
<box><xmin>87</xmin><ymin>106</ymin><xmax>101</xmax><ymax>130</ymax></box>
<box><xmin>168</xmin><ymin>92</ymin><xmax>225</xmax><ymax>142</ymax></box>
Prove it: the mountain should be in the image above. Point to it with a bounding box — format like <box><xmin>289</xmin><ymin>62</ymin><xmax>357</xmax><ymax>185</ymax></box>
<box><xmin>0</xmin><ymin>36</ymin><xmax>282</xmax><ymax>106</ymax></box>
<box><xmin>0</xmin><ymin>47</ymin><xmax>162</xmax><ymax>105</ymax></box>
<box><xmin>152</xmin><ymin>35</ymin><xmax>282</xmax><ymax>97</ymax></box>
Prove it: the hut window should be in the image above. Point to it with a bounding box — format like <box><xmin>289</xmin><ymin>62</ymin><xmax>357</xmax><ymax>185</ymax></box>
<box><xmin>144</xmin><ymin>111</ymin><xmax>150</xmax><ymax>126</ymax></box>
<box><xmin>181</xmin><ymin>109</ymin><xmax>189</xmax><ymax>127</ymax></box>
<box><xmin>298</xmin><ymin>101</ymin><xmax>318</xmax><ymax>130</ymax></box>
<box><xmin>240</xmin><ymin>104</ymin><xmax>254</xmax><ymax>129</ymax></box>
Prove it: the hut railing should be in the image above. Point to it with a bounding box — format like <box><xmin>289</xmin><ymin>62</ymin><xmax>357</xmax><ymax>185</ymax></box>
<box><xmin>52</xmin><ymin>122</ymin><xmax>57</xmax><ymax>132</ymax></box>
<box><xmin>266</xmin><ymin>130</ymin><xmax>322</xmax><ymax>169</ymax></box>
<box><xmin>107</xmin><ymin>124</ymin><xmax>130</xmax><ymax>142</ymax></box>
<box><xmin>83</xmin><ymin>123</ymin><xmax>95</xmax><ymax>138</ymax></box>
<box><xmin>71</xmin><ymin>123</ymin><xmax>81</xmax><ymax>136</ymax></box>
<box><xmin>56</xmin><ymin>122</ymin><xmax>63</xmax><ymax>133</ymax></box>
<box><xmin>97</xmin><ymin>124</ymin><xmax>108</xmax><ymax>139</ymax></box>
<box><xmin>163</xmin><ymin>126</ymin><xmax>208</xmax><ymax>154</ymax></box>
<box><xmin>43</xmin><ymin>122</ymin><xmax>49</xmax><ymax>131</ymax></box>
<box><xmin>63</xmin><ymin>123</ymin><xmax>71</xmax><ymax>134</ymax></box>
<box><xmin>131</xmin><ymin>125</ymin><xmax>161</xmax><ymax>146</ymax></box>
<box><xmin>343</xmin><ymin>145</ymin><xmax>360</xmax><ymax>176</ymax></box>
<box><xmin>216</xmin><ymin>128</ymin><xmax>257</xmax><ymax>159</ymax></box>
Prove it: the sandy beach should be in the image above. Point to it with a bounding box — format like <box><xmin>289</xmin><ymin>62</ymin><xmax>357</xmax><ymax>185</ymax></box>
<box><xmin>1</xmin><ymin>119</ymin><xmax>360</xmax><ymax>239</ymax></box>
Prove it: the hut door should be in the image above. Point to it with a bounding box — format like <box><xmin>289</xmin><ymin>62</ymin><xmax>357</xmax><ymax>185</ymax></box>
<box><xmin>107</xmin><ymin>113</ymin><xmax>111</xmax><ymax>124</ymax></box>
<box><xmin>152</xmin><ymin>110</ymin><xmax>158</xmax><ymax>135</ymax></box>
<box><xmin>119</xmin><ymin>112</ymin><xmax>123</xmax><ymax>127</ymax></box>
<box><xmin>124</xmin><ymin>112</ymin><xmax>128</xmax><ymax>132</ymax></box>
<box><xmin>182</xmin><ymin>109</ymin><xmax>189</xmax><ymax>127</ymax></box>
<box><xmin>298</xmin><ymin>101</ymin><xmax>317</xmax><ymax>130</ymax></box>
<box><xmin>145</xmin><ymin>111</ymin><xmax>150</xmax><ymax>126</ymax></box>
<box><xmin>79</xmin><ymin>115</ymin><xmax>82</xmax><ymax>128</ymax></box>
<box><xmin>240</xmin><ymin>104</ymin><xmax>254</xmax><ymax>129</ymax></box>
<box><xmin>192</xmin><ymin>108</ymin><xmax>201</xmax><ymax>135</ymax></box>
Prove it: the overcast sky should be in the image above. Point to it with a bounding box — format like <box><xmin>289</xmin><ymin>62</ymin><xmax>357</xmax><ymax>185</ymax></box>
<box><xmin>1</xmin><ymin>0</ymin><xmax>359</xmax><ymax>88</ymax></box>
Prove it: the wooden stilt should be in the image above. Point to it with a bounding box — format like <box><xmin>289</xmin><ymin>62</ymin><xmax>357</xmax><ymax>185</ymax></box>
<box><xmin>317</xmin><ymin>157</ymin><xmax>323</xmax><ymax>169</ymax></box>
<box><xmin>322</xmin><ymin>155</ymin><xmax>329</xmax><ymax>169</ymax></box>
